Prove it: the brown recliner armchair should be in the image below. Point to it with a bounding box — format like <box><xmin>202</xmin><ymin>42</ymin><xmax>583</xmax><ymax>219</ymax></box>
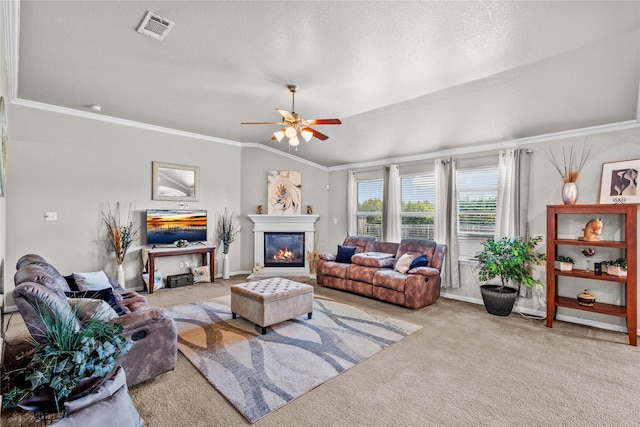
<box><xmin>13</xmin><ymin>254</ymin><xmax>178</xmax><ymax>387</ymax></box>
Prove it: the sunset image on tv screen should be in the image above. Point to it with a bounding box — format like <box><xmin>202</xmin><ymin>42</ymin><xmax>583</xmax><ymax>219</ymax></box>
<box><xmin>146</xmin><ymin>210</ymin><xmax>207</xmax><ymax>245</ymax></box>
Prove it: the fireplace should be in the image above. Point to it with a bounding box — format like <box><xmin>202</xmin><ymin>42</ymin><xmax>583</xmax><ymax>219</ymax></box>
<box><xmin>248</xmin><ymin>214</ymin><xmax>319</xmax><ymax>277</ymax></box>
<box><xmin>264</xmin><ymin>232</ymin><xmax>305</xmax><ymax>268</ymax></box>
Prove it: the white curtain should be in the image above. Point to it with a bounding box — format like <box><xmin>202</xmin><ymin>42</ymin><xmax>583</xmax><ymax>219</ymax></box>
<box><xmin>435</xmin><ymin>158</ymin><xmax>460</xmax><ymax>288</ymax></box>
<box><xmin>383</xmin><ymin>164</ymin><xmax>401</xmax><ymax>242</ymax></box>
<box><xmin>495</xmin><ymin>148</ymin><xmax>530</xmax><ymax>239</ymax></box>
<box><xmin>347</xmin><ymin>171</ymin><xmax>357</xmax><ymax>236</ymax></box>
<box><xmin>495</xmin><ymin>148</ymin><xmax>531</xmax><ymax>295</ymax></box>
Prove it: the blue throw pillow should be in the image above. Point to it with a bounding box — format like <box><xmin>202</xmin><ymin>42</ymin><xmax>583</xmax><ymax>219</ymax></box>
<box><xmin>65</xmin><ymin>288</ymin><xmax>126</xmax><ymax>316</ymax></box>
<box><xmin>336</xmin><ymin>245</ymin><xmax>357</xmax><ymax>264</ymax></box>
<box><xmin>409</xmin><ymin>255</ymin><xmax>429</xmax><ymax>270</ymax></box>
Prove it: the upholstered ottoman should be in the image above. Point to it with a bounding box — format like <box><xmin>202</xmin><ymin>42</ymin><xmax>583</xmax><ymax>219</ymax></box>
<box><xmin>230</xmin><ymin>278</ymin><xmax>314</xmax><ymax>334</ymax></box>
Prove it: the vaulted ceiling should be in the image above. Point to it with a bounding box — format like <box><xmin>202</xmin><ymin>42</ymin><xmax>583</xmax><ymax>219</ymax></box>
<box><xmin>9</xmin><ymin>1</ymin><xmax>640</xmax><ymax>167</ymax></box>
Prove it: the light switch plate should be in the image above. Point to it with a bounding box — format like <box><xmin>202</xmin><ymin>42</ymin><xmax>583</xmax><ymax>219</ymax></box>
<box><xmin>44</xmin><ymin>212</ymin><xmax>57</xmax><ymax>221</ymax></box>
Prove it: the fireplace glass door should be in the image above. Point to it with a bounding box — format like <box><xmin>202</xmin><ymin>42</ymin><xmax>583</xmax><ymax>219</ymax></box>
<box><xmin>264</xmin><ymin>232</ymin><xmax>305</xmax><ymax>268</ymax></box>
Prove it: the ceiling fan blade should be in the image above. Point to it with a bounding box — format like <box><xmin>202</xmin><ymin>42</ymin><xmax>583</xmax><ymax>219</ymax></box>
<box><xmin>241</xmin><ymin>121</ymin><xmax>286</xmax><ymax>125</ymax></box>
<box><xmin>303</xmin><ymin>118</ymin><xmax>342</xmax><ymax>125</ymax></box>
<box><xmin>276</xmin><ymin>108</ymin><xmax>296</xmax><ymax>122</ymax></box>
<box><xmin>302</xmin><ymin>127</ymin><xmax>329</xmax><ymax>141</ymax></box>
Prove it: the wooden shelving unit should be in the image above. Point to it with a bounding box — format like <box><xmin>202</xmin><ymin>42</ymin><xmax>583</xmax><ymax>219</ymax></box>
<box><xmin>546</xmin><ymin>204</ymin><xmax>637</xmax><ymax>346</ymax></box>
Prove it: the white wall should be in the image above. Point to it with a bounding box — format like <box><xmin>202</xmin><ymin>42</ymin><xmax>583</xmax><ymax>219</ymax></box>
<box><xmin>328</xmin><ymin>126</ymin><xmax>640</xmax><ymax>333</ymax></box>
<box><xmin>5</xmin><ymin>105</ymin><xmax>242</xmax><ymax>307</ymax></box>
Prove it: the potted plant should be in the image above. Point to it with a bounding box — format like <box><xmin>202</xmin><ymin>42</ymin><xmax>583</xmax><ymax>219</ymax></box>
<box><xmin>604</xmin><ymin>258</ymin><xmax>627</xmax><ymax>277</ymax></box>
<box><xmin>475</xmin><ymin>236</ymin><xmax>546</xmax><ymax>316</ymax></box>
<box><xmin>2</xmin><ymin>304</ymin><xmax>131</xmax><ymax>418</ymax></box>
<box><xmin>554</xmin><ymin>255</ymin><xmax>575</xmax><ymax>271</ymax></box>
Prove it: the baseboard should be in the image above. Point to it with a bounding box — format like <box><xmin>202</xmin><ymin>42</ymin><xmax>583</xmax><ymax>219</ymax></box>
<box><xmin>440</xmin><ymin>292</ymin><xmax>639</xmax><ymax>336</ymax></box>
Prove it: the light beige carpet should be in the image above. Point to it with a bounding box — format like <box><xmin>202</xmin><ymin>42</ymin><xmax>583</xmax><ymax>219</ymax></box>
<box><xmin>3</xmin><ymin>276</ymin><xmax>639</xmax><ymax>426</ymax></box>
<box><xmin>166</xmin><ymin>294</ymin><xmax>421</xmax><ymax>423</ymax></box>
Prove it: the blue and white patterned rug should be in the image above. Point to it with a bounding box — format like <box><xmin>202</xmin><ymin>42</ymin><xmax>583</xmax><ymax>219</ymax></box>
<box><xmin>166</xmin><ymin>295</ymin><xmax>422</xmax><ymax>423</ymax></box>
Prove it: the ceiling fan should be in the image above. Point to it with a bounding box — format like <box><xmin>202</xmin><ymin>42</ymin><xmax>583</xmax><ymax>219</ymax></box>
<box><xmin>241</xmin><ymin>85</ymin><xmax>341</xmax><ymax>147</ymax></box>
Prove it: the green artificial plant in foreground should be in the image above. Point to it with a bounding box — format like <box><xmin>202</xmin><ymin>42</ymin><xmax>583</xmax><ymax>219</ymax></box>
<box><xmin>2</xmin><ymin>304</ymin><xmax>131</xmax><ymax>415</ymax></box>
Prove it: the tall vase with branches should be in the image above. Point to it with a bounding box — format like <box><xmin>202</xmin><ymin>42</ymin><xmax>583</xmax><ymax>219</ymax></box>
<box><xmin>102</xmin><ymin>202</ymin><xmax>137</xmax><ymax>285</ymax></box>
<box><xmin>217</xmin><ymin>208</ymin><xmax>241</xmax><ymax>279</ymax></box>
<box><xmin>544</xmin><ymin>139</ymin><xmax>591</xmax><ymax>204</ymax></box>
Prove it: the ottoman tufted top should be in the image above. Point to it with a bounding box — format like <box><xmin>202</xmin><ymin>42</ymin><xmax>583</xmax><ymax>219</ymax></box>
<box><xmin>231</xmin><ymin>277</ymin><xmax>313</xmax><ymax>303</ymax></box>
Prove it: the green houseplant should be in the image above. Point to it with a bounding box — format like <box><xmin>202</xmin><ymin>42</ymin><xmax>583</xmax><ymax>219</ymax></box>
<box><xmin>554</xmin><ymin>255</ymin><xmax>575</xmax><ymax>272</ymax></box>
<box><xmin>2</xmin><ymin>304</ymin><xmax>131</xmax><ymax>417</ymax></box>
<box><xmin>475</xmin><ymin>236</ymin><xmax>546</xmax><ymax>316</ymax></box>
<box><xmin>602</xmin><ymin>257</ymin><xmax>627</xmax><ymax>277</ymax></box>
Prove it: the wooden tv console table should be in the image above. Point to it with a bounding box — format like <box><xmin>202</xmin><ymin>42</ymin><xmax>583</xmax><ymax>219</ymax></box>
<box><xmin>142</xmin><ymin>244</ymin><xmax>216</xmax><ymax>293</ymax></box>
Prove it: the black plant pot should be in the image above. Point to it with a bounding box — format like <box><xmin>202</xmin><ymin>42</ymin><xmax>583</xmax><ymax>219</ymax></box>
<box><xmin>480</xmin><ymin>284</ymin><xmax>518</xmax><ymax>316</ymax></box>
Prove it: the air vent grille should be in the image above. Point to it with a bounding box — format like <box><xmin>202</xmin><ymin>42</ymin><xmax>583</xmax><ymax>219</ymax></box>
<box><xmin>137</xmin><ymin>11</ymin><xmax>175</xmax><ymax>41</ymax></box>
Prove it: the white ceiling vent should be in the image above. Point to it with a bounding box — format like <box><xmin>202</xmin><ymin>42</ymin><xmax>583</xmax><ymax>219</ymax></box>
<box><xmin>137</xmin><ymin>11</ymin><xmax>175</xmax><ymax>41</ymax></box>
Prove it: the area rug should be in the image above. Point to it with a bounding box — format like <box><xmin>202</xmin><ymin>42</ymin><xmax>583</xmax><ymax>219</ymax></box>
<box><xmin>165</xmin><ymin>295</ymin><xmax>421</xmax><ymax>423</ymax></box>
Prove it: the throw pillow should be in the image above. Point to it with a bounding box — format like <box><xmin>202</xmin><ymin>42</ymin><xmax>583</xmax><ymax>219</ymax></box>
<box><xmin>191</xmin><ymin>266</ymin><xmax>210</xmax><ymax>283</ymax></box>
<box><xmin>65</xmin><ymin>288</ymin><xmax>126</xmax><ymax>316</ymax></box>
<box><xmin>409</xmin><ymin>255</ymin><xmax>429</xmax><ymax>270</ymax></box>
<box><xmin>68</xmin><ymin>298</ymin><xmax>119</xmax><ymax>322</ymax></box>
<box><xmin>335</xmin><ymin>245</ymin><xmax>357</xmax><ymax>264</ymax></box>
<box><xmin>73</xmin><ymin>271</ymin><xmax>111</xmax><ymax>291</ymax></box>
<box><xmin>64</xmin><ymin>274</ymin><xmax>80</xmax><ymax>291</ymax></box>
<box><xmin>394</xmin><ymin>253</ymin><xmax>413</xmax><ymax>273</ymax></box>
<box><xmin>142</xmin><ymin>270</ymin><xmax>164</xmax><ymax>290</ymax></box>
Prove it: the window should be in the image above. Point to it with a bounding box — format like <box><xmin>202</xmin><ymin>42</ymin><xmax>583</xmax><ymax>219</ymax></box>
<box><xmin>456</xmin><ymin>166</ymin><xmax>498</xmax><ymax>260</ymax></box>
<box><xmin>401</xmin><ymin>173</ymin><xmax>435</xmax><ymax>240</ymax></box>
<box><xmin>356</xmin><ymin>179</ymin><xmax>383</xmax><ymax>239</ymax></box>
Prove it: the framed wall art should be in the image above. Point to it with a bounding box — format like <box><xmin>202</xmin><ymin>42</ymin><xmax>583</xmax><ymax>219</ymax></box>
<box><xmin>152</xmin><ymin>162</ymin><xmax>200</xmax><ymax>202</ymax></box>
<box><xmin>267</xmin><ymin>170</ymin><xmax>301</xmax><ymax>215</ymax></box>
<box><xmin>598</xmin><ymin>159</ymin><xmax>639</xmax><ymax>204</ymax></box>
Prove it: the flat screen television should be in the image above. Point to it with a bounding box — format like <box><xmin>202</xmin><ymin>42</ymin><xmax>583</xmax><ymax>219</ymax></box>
<box><xmin>146</xmin><ymin>209</ymin><xmax>207</xmax><ymax>245</ymax></box>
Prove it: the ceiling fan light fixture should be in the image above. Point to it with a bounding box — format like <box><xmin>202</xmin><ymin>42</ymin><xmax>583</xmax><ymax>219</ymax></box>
<box><xmin>241</xmin><ymin>84</ymin><xmax>341</xmax><ymax>149</ymax></box>
<box><xmin>273</xmin><ymin>130</ymin><xmax>285</xmax><ymax>142</ymax></box>
<box><xmin>301</xmin><ymin>129</ymin><xmax>313</xmax><ymax>142</ymax></box>
<box><xmin>284</xmin><ymin>126</ymin><xmax>298</xmax><ymax>139</ymax></box>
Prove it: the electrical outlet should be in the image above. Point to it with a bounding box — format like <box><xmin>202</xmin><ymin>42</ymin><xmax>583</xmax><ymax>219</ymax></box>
<box><xmin>179</xmin><ymin>262</ymin><xmax>185</xmax><ymax>268</ymax></box>
<box><xmin>184</xmin><ymin>261</ymin><xmax>189</xmax><ymax>268</ymax></box>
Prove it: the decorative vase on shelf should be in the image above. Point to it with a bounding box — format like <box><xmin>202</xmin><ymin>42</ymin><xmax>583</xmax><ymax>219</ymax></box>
<box><xmin>222</xmin><ymin>253</ymin><xmax>230</xmax><ymax>279</ymax></box>
<box><xmin>562</xmin><ymin>182</ymin><xmax>578</xmax><ymax>205</ymax></box>
<box><xmin>116</xmin><ymin>263</ymin><xmax>125</xmax><ymax>286</ymax></box>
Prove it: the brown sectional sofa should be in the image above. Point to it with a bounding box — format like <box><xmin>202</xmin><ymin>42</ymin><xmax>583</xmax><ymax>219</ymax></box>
<box><xmin>316</xmin><ymin>236</ymin><xmax>446</xmax><ymax>309</ymax></box>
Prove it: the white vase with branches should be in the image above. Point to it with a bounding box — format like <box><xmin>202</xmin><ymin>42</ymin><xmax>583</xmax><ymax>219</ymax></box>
<box><xmin>102</xmin><ymin>202</ymin><xmax>137</xmax><ymax>285</ymax></box>
<box><xmin>216</xmin><ymin>208</ymin><xmax>241</xmax><ymax>279</ymax></box>
<box><xmin>544</xmin><ymin>139</ymin><xmax>591</xmax><ymax>205</ymax></box>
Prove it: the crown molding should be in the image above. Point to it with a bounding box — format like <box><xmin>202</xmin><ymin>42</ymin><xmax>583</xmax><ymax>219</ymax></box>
<box><xmin>13</xmin><ymin>98</ymin><xmax>242</xmax><ymax>146</ymax></box>
<box><xmin>327</xmin><ymin>120</ymin><xmax>640</xmax><ymax>172</ymax></box>
<box><xmin>242</xmin><ymin>143</ymin><xmax>328</xmax><ymax>171</ymax></box>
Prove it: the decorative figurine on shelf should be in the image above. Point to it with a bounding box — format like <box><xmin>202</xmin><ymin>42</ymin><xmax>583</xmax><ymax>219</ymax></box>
<box><xmin>256</xmin><ymin>205</ymin><xmax>263</xmax><ymax>214</ymax></box>
<box><xmin>579</xmin><ymin>218</ymin><xmax>603</xmax><ymax>242</ymax></box>
<box><xmin>307</xmin><ymin>205</ymin><xmax>313</xmax><ymax>214</ymax></box>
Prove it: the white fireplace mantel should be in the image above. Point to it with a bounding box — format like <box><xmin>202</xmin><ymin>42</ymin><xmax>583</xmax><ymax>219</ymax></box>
<box><xmin>248</xmin><ymin>215</ymin><xmax>319</xmax><ymax>276</ymax></box>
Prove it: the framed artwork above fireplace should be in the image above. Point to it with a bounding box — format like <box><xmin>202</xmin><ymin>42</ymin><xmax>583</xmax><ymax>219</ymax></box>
<box><xmin>267</xmin><ymin>170</ymin><xmax>301</xmax><ymax>215</ymax></box>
